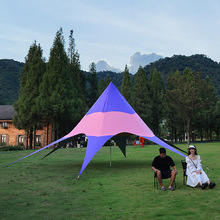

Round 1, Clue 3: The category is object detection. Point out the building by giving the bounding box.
[0,105,52,149]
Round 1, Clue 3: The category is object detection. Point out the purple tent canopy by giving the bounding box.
[6,82,186,176]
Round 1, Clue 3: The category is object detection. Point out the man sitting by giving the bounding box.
[152,147,177,191]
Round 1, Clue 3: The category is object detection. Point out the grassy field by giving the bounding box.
[0,142,219,220]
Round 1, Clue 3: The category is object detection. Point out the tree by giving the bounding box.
[149,66,165,135]
[193,76,219,141]
[13,41,46,149]
[87,62,98,107]
[98,74,111,96]
[38,28,76,140]
[0,81,3,105]
[133,66,152,125]
[165,68,204,144]
[212,101,220,140]
[68,29,87,124]
[121,65,132,104]
[164,70,185,143]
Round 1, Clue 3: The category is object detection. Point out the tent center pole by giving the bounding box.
[110,145,111,167]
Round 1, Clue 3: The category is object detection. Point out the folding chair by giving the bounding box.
[181,160,187,185]
[153,171,176,189]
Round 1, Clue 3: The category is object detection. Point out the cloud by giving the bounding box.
[128,52,163,74]
[96,59,122,73]
[95,52,163,74]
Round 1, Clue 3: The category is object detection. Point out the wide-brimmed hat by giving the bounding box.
[188,145,196,150]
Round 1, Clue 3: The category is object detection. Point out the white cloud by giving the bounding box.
[96,59,122,73]
[128,52,163,74]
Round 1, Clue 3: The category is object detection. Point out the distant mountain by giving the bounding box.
[144,54,220,98]
[129,52,163,74]
[0,59,23,105]
[1,54,219,105]
[96,60,122,73]
[96,71,135,89]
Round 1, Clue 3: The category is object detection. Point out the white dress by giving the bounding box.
[186,155,209,187]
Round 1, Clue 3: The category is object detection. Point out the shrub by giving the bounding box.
[0,145,23,151]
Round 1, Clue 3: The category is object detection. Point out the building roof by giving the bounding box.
[0,105,16,120]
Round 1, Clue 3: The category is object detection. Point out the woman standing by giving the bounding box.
[186,145,216,189]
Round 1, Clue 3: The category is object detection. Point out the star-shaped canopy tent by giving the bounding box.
[5,82,186,176]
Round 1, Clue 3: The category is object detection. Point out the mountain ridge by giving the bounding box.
[0,54,219,105]
[144,54,220,97]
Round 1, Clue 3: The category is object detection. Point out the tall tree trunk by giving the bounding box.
[52,120,55,143]
[29,129,33,149]
[200,128,203,141]
[171,125,174,144]
[174,129,177,143]
[192,130,195,142]
[33,126,36,149]
[210,127,212,141]
[186,118,191,145]
[25,131,29,150]
[46,121,49,145]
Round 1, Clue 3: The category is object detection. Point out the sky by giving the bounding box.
[1,0,220,72]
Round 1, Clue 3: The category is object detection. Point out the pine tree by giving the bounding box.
[193,76,218,141]
[121,65,132,104]
[0,81,3,105]
[13,41,46,149]
[106,74,111,86]
[149,66,165,135]
[133,66,152,125]
[68,29,87,123]
[98,74,111,96]
[166,68,204,144]
[213,101,220,140]
[165,70,184,143]
[87,62,98,107]
[38,28,76,140]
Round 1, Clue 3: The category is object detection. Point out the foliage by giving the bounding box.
[0,142,219,219]
[13,41,46,149]
[98,74,111,96]
[2,54,220,99]
[0,59,23,105]
[148,66,165,135]
[87,62,98,108]
[133,66,152,126]
[96,70,135,89]
[68,30,87,124]
[38,28,78,139]
[144,54,220,98]
[121,65,132,104]
[165,68,211,144]
[0,145,23,151]
[192,76,219,141]
[1,54,220,106]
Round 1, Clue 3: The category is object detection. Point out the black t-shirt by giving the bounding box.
[152,155,175,171]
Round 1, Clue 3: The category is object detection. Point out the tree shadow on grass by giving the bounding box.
[47,159,153,177]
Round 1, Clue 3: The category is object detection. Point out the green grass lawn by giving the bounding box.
[0,142,219,220]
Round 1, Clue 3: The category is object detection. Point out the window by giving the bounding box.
[2,122,8,128]
[18,135,24,145]
[1,135,6,143]
[36,135,41,146]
